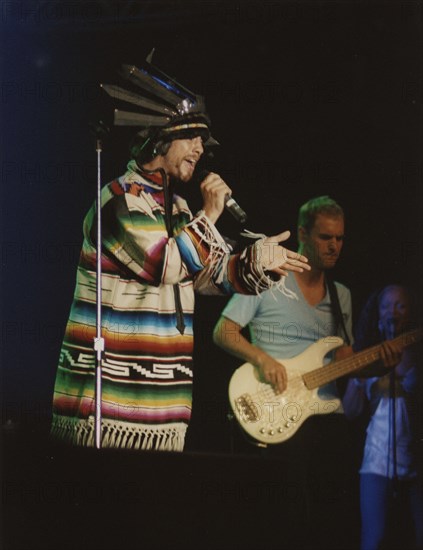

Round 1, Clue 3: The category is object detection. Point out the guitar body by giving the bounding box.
[228,327,422,445]
[228,336,344,445]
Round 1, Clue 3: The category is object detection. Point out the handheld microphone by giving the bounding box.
[386,320,397,340]
[224,194,248,224]
[199,170,248,223]
[380,319,396,340]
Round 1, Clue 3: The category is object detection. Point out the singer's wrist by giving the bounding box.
[202,206,220,224]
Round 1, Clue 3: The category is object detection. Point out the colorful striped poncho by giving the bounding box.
[51,161,277,451]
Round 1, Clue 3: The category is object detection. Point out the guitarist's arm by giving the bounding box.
[342,344,417,419]
[213,316,288,394]
[351,339,405,379]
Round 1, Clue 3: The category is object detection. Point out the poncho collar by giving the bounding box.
[121,159,166,194]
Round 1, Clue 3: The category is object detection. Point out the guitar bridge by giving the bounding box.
[235,394,260,422]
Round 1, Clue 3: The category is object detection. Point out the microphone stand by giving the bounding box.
[386,323,398,495]
[94,135,104,450]
[389,366,398,496]
[90,121,109,450]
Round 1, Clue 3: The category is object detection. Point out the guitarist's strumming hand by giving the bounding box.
[213,317,288,394]
[256,353,288,395]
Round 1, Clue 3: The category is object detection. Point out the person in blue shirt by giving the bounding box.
[213,195,403,548]
[214,195,352,400]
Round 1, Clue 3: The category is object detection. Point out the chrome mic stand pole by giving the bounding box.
[90,120,109,450]
[94,135,105,450]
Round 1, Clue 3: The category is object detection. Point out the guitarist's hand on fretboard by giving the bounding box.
[380,339,405,370]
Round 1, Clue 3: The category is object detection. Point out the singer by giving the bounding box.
[50,54,310,453]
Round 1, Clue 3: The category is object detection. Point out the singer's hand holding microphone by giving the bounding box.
[199,172,310,277]
[200,171,244,224]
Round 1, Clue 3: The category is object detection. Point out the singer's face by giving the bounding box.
[161,136,204,182]
[378,286,411,336]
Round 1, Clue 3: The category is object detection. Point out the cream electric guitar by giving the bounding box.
[228,328,422,445]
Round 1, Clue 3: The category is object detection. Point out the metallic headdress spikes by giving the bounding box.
[100,49,216,146]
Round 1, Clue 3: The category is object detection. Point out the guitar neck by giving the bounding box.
[303,328,422,390]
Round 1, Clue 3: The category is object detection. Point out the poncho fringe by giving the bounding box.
[51,414,186,452]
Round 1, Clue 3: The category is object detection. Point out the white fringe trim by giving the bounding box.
[51,415,187,452]
[187,211,232,290]
[241,229,298,299]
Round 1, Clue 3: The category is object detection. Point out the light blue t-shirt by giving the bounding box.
[222,273,352,399]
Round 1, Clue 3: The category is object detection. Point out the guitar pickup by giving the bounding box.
[235,394,260,422]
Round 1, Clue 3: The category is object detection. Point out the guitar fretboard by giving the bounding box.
[303,328,422,390]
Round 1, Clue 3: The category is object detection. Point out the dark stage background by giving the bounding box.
[1,2,422,549]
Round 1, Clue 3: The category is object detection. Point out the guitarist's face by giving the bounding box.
[299,214,345,270]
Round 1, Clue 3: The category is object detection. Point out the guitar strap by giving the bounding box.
[326,274,351,346]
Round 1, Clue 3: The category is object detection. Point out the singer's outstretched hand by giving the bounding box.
[200,172,231,223]
[258,231,310,276]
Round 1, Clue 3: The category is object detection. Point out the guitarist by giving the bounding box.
[213,195,402,548]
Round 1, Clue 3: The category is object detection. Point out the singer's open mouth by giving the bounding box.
[185,158,197,166]
[183,158,198,174]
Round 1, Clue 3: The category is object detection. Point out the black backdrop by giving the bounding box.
[2,0,422,448]
[1,2,422,547]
